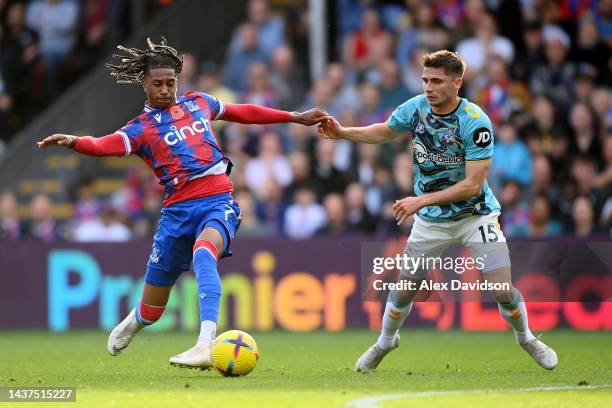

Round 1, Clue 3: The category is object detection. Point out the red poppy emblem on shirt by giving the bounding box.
[170,106,184,119]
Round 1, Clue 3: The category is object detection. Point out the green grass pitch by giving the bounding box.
[0,330,610,407]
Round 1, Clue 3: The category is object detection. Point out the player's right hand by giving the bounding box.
[317,116,344,140]
[37,134,77,149]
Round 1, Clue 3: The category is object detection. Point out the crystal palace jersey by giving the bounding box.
[116,91,233,206]
[387,94,501,222]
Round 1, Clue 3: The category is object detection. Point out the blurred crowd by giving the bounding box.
[0,0,170,151]
[0,0,611,242]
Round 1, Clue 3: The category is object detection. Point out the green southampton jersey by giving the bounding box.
[387,94,501,222]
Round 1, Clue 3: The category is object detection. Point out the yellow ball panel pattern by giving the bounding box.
[212,330,259,377]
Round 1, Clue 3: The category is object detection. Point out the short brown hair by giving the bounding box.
[422,50,466,77]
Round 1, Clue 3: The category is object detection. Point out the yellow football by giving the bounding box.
[212,330,259,377]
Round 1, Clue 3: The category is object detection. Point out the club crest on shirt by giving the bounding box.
[440,128,457,145]
[415,123,425,135]
[184,100,200,112]
[170,105,184,119]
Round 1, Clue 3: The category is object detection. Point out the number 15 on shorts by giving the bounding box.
[478,224,499,243]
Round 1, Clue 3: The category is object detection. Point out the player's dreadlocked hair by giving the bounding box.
[105,37,183,85]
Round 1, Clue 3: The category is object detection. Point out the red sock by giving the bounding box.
[136,301,166,325]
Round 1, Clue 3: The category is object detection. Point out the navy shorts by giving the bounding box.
[145,193,241,286]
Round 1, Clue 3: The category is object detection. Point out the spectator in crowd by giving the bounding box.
[196,62,236,107]
[230,0,285,58]
[355,142,379,186]
[573,16,610,85]
[245,131,292,194]
[71,179,101,225]
[491,121,532,192]
[0,191,24,240]
[571,195,601,237]
[24,193,58,241]
[396,2,448,70]
[284,150,312,201]
[568,102,602,162]
[589,87,611,133]
[73,201,131,242]
[25,0,80,98]
[269,45,306,111]
[499,180,530,237]
[240,62,278,108]
[456,10,515,79]
[512,20,545,82]
[595,135,612,189]
[342,8,393,76]
[391,152,413,199]
[344,182,377,234]
[529,24,576,112]
[515,194,563,238]
[357,83,386,125]
[312,138,347,198]
[177,52,198,95]
[223,23,267,92]
[233,189,270,237]
[0,1,39,120]
[284,185,326,239]
[401,46,428,96]
[472,55,531,127]
[570,155,605,208]
[79,0,114,71]
[255,179,286,236]
[376,59,411,112]
[316,192,348,236]
[325,62,361,116]
[365,165,394,217]
[528,154,562,212]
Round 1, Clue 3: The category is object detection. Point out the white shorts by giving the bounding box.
[400,213,511,278]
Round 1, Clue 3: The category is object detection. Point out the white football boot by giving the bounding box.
[355,333,400,373]
[169,340,213,369]
[107,309,143,356]
[520,337,558,370]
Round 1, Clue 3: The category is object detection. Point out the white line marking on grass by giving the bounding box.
[346,384,612,408]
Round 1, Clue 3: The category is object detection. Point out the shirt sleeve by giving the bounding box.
[386,96,418,133]
[462,104,494,161]
[115,119,143,156]
[198,92,225,120]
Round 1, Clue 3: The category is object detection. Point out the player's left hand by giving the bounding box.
[393,196,424,225]
[293,107,329,126]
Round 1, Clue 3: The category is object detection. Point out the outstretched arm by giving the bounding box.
[37,133,127,157]
[317,116,404,144]
[393,159,492,225]
[220,103,327,126]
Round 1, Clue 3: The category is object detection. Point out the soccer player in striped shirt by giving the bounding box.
[38,38,327,369]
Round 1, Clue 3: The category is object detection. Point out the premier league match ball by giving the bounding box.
[212,330,259,377]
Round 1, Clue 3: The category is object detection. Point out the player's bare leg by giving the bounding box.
[488,266,558,370]
[169,226,225,369]
[107,284,172,356]
[356,277,422,373]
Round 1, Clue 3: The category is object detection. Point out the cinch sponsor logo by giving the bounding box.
[164,118,211,146]
[414,140,463,165]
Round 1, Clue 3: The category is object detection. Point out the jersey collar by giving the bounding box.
[143,98,180,113]
[430,97,464,117]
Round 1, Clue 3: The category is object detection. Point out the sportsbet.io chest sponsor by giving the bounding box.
[413,140,463,165]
